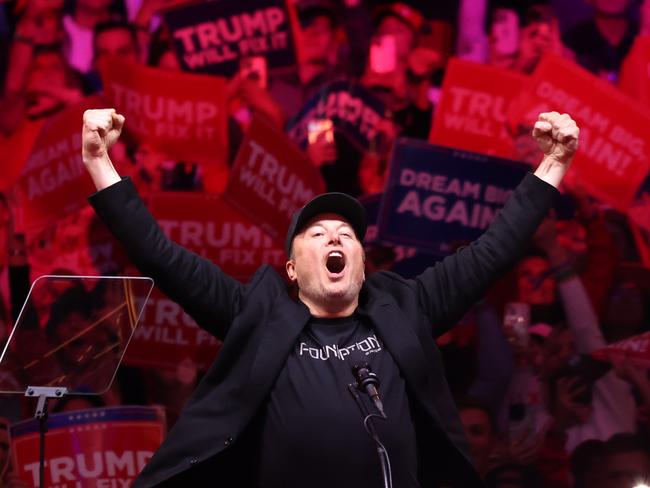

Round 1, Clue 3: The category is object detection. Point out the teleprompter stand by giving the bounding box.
[0,275,154,488]
[25,386,69,488]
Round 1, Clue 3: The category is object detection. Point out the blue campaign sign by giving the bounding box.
[361,192,440,276]
[286,80,387,152]
[377,139,529,254]
[164,0,297,76]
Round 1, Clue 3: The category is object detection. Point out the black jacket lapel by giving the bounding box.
[357,291,443,427]
[243,293,311,400]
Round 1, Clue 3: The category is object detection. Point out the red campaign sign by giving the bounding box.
[430,58,527,159]
[10,406,165,487]
[0,120,46,193]
[122,287,222,371]
[508,54,650,211]
[148,191,286,279]
[223,116,325,240]
[14,96,103,232]
[123,191,287,371]
[619,35,650,108]
[593,331,650,366]
[100,58,228,163]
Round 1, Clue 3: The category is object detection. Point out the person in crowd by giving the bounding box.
[76,19,140,92]
[62,0,122,74]
[459,400,498,477]
[563,0,639,80]
[513,4,574,74]
[361,2,435,137]
[0,3,83,136]
[529,217,637,451]
[269,0,371,121]
[570,438,608,488]
[599,433,650,488]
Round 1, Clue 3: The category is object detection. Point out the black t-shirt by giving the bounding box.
[256,314,420,488]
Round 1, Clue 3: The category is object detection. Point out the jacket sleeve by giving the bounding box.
[88,178,243,340]
[415,173,557,336]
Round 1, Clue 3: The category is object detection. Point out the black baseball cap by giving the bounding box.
[285,192,367,256]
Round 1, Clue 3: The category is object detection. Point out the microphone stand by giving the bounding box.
[347,383,393,488]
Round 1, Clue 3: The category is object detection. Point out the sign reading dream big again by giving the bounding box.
[378,139,529,254]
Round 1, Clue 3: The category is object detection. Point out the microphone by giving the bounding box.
[351,361,387,418]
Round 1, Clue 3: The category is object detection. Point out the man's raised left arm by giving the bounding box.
[416,112,579,335]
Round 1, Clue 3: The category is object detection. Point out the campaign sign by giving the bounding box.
[149,191,286,278]
[509,53,650,211]
[619,35,650,108]
[15,96,102,231]
[430,58,527,159]
[123,191,287,370]
[164,0,297,76]
[224,116,325,240]
[123,287,222,371]
[0,120,46,192]
[100,58,228,162]
[360,193,437,277]
[10,406,165,487]
[593,331,650,366]
[377,139,528,253]
[359,193,382,246]
[286,80,387,152]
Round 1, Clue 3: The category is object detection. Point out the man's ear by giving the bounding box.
[286,259,297,282]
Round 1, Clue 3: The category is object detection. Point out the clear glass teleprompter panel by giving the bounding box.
[0,275,154,395]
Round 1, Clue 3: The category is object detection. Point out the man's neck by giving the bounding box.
[299,292,358,318]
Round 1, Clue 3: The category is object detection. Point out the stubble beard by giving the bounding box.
[299,273,364,311]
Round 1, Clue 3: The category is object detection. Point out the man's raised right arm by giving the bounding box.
[82,109,243,339]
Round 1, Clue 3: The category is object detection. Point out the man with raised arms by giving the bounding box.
[81,108,578,487]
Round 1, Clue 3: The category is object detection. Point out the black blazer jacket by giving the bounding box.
[89,173,557,487]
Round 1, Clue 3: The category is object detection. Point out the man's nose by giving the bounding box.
[327,233,341,245]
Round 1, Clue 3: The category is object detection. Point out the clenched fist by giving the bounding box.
[82,108,125,161]
[81,108,124,190]
[531,112,579,189]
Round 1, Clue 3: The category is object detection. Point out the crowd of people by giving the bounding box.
[0,0,649,486]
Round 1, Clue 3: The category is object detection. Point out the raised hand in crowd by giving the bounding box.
[226,72,285,129]
[358,118,397,194]
[514,8,573,74]
[551,376,593,431]
[405,46,438,111]
[134,0,192,62]
[1,1,64,134]
[135,0,191,28]
[306,130,338,168]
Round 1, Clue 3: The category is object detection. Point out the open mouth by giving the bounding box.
[326,251,345,274]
